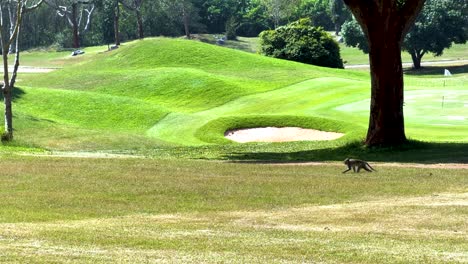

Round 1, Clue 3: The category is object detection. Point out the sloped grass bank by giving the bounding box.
[6,37,468,159]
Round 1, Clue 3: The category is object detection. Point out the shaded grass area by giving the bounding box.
[0,156,466,262]
[218,140,468,164]
[405,64,468,76]
[134,139,468,165]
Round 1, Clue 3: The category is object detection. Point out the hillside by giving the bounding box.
[8,37,468,153]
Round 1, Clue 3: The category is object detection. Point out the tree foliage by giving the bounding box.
[341,19,367,52]
[342,0,467,69]
[403,0,467,68]
[259,18,344,68]
[329,0,351,35]
[294,0,334,31]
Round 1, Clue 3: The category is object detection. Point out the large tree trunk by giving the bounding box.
[343,0,426,146]
[409,49,425,69]
[366,30,406,145]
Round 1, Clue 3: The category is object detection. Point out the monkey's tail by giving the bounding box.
[367,163,377,171]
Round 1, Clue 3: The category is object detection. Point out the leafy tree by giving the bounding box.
[329,0,351,35]
[342,0,467,69]
[160,0,204,39]
[293,0,334,31]
[200,0,233,33]
[403,0,467,68]
[237,1,269,37]
[341,19,367,52]
[96,0,117,45]
[225,16,238,40]
[45,0,96,48]
[119,0,144,39]
[259,18,344,68]
[343,0,426,146]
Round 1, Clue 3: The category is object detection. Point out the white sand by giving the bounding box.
[225,127,344,143]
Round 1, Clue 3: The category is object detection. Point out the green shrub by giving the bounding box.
[225,17,238,40]
[341,19,369,53]
[259,18,344,68]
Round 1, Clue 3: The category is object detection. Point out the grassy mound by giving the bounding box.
[7,37,468,155]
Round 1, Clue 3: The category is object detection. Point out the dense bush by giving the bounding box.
[259,18,343,68]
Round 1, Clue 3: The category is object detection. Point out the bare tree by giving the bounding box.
[45,0,95,48]
[0,0,43,141]
[342,0,426,146]
[119,0,144,39]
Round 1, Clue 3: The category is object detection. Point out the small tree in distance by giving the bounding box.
[404,0,467,69]
[342,0,467,69]
[259,18,344,69]
[45,0,95,48]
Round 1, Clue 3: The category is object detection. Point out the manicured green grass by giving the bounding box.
[0,156,466,262]
[12,44,113,67]
[4,37,468,160]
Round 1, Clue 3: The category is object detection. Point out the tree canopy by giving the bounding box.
[342,0,467,69]
[11,0,344,50]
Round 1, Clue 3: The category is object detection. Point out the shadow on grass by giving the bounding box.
[223,140,468,164]
[0,86,25,102]
[404,64,468,76]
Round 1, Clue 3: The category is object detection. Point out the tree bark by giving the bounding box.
[71,3,80,48]
[366,30,406,145]
[409,49,425,69]
[136,9,144,39]
[182,6,190,39]
[1,51,13,140]
[343,0,426,146]
[114,3,120,45]
[2,88,13,141]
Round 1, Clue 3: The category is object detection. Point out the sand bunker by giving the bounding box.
[225,127,344,143]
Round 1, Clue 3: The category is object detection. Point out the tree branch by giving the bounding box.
[24,0,44,13]
[82,4,94,33]
[398,0,426,35]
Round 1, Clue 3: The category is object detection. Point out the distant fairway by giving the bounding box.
[7,37,468,155]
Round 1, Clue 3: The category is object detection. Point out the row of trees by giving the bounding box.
[12,0,347,50]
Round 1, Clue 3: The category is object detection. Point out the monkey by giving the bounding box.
[342,158,376,173]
